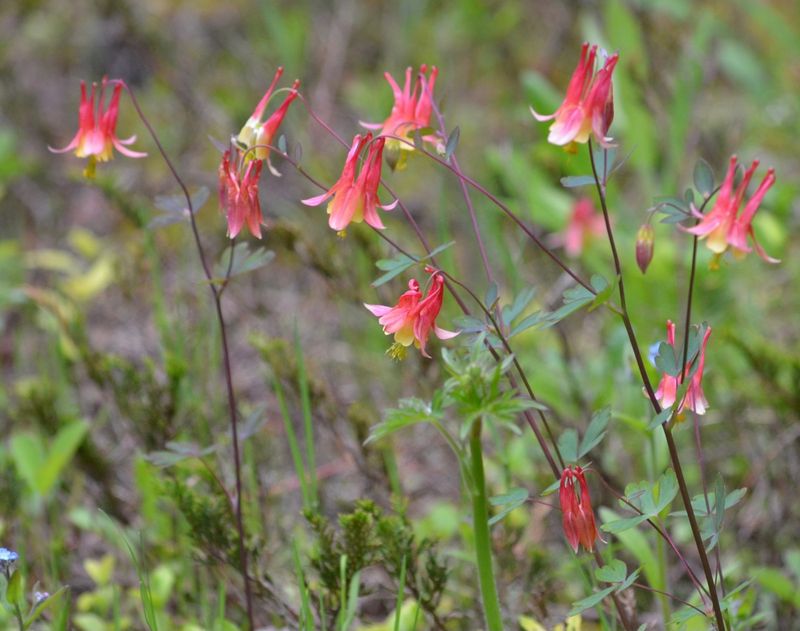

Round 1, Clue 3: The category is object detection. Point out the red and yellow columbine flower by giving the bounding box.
[237,67,300,162]
[302,134,396,233]
[364,267,459,359]
[685,156,778,267]
[655,321,712,416]
[559,197,606,257]
[531,43,618,148]
[361,64,439,169]
[49,77,146,177]
[559,465,600,553]
[218,149,264,239]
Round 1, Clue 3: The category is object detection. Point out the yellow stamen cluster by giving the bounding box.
[386,342,407,361]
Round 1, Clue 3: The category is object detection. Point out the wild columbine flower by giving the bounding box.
[686,156,778,267]
[559,466,600,553]
[218,149,264,239]
[655,321,712,416]
[559,197,606,257]
[49,78,146,177]
[361,64,439,169]
[531,43,619,148]
[237,67,300,162]
[364,267,459,359]
[301,134,396,233]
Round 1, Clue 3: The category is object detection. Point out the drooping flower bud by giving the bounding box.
[559,466,600,553]
[635,223,655,273]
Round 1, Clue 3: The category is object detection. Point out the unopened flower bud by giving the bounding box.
[636,224,655,273]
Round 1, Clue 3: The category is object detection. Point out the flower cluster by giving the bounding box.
[559,466,600,553]
[686,155,778,267]
[218,68,299,239]
[361,64,439,169]
[531,42,618,148]
[48,77,146,177]
[655,321,712,416]
[302,133,396,233]
[364,267,458,359]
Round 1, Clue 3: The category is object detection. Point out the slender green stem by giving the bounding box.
[294,327,319,508]
[469,420,503,631]
[273,376,312,510]
[13,603,24,631]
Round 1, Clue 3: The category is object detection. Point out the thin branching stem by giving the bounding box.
[587,139,726,630]
[269,128,567,476]
[679,189,727,599]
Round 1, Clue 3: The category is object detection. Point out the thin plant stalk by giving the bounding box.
[469,419,504,631]
[393,554,408,631]
[273,376,312,511]
[587,139,726,630]
[294,327,319,508]
[679,204,727,599]
[121,83,255,628]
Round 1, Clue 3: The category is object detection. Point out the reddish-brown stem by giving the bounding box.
[424,75,495,287]
[587,140,726,630]
[679,189,727,599]
[122,82,255,629]
[596,473,710,600]
[632,582,706,615]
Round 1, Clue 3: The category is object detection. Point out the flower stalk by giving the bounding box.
[122,84,256,629]
[469,420,504,631]
[587,140,727,630]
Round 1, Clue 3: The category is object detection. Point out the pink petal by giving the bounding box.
[749,227,781,264]
[301,191,332,206]
[529,105,556,122]
[364,303,391,316]
[48,136,80,153]
[434,326,459,340]
[547,107,586,145]
[112,138,147,158]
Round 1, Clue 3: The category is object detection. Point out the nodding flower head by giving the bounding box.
[49,77,146,177]
[237,67,300,162]
[654,321,712,418]
[364,267,459,359]
[685,156,778,268]
[559,197,606,257]
[360,64,439,169]
[218,148,265,239]
[559,466,600,553]
[531,43,619,149]
[301,134,397,233]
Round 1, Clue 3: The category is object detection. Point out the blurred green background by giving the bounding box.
[0,0,798,628]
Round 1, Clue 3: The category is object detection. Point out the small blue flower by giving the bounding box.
[648,341,661,368]
[0,547,19,575]
[0,547,18,563]
[34,591,50,604]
